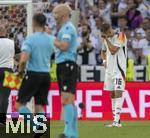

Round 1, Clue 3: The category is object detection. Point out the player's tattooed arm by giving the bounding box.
[54,39,69,51]
[105,38,119,55]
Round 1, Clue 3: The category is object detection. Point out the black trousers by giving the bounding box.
[0,68,12,123]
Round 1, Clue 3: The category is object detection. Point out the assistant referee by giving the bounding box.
[0,24,15,125]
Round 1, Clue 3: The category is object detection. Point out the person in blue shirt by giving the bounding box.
[53,4,78,138]
[15,13,54,136]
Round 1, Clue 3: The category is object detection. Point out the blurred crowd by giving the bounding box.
[0,0,150,65]
[0,5,27,51]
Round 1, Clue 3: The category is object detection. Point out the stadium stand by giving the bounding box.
[0,0,150,81]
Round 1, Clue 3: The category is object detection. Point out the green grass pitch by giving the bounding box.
[50,121,150,138]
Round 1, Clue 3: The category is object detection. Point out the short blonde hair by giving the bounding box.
[53,4,72,17]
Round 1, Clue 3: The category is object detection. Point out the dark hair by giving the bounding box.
[82,23,91,33]
[101,23,111,33]
[9,33,14,39]
[33,13,46,27]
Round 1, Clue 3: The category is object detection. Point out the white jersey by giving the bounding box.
[102,32,127,79]
[0,38,15,69]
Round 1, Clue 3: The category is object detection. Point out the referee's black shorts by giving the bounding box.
[57,61,78,95]
[17,71,50,105]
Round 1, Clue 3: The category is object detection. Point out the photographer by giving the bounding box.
[77,23,97,65]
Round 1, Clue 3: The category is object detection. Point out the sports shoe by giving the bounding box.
[104,121,122,128]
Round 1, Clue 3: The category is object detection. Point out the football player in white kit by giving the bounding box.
[101,23,127,127]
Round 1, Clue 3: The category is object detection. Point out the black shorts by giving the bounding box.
[0,68,12,113]
[57,61,78,95]
[17,71,50,105]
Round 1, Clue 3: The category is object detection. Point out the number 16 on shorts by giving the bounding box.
[115,78,125,91]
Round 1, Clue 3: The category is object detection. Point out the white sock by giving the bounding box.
[114,97,123,123]
[111,99,116,120]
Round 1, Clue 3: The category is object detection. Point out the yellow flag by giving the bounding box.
[3,71,23,90]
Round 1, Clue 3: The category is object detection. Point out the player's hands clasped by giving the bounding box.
[101,34,108,39]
